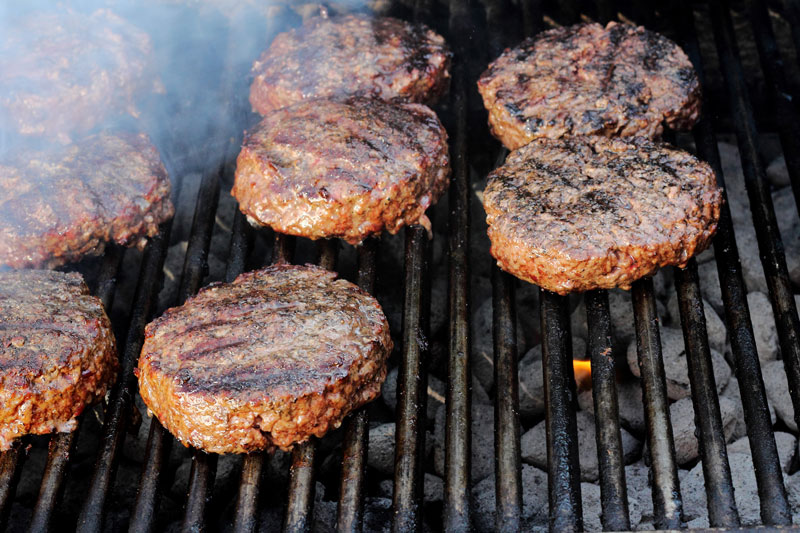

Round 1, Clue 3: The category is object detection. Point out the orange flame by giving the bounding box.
[573,359,592,391]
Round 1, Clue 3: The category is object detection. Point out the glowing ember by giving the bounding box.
[573,359,592,391]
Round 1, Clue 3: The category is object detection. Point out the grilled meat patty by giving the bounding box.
[0,8,157,143]
[0,132,174,269]
[0,270,118,450]
[483,136,722,294]
[233,98,450,244]
[137,264,392,453]
[477,22,701,150]
[249,14,451,115]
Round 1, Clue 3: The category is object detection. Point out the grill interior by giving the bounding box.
[3,0,800,531]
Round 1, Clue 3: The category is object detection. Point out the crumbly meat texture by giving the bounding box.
[249,14,451,115]
[232,98,450,244]
[0,270,118,450]
[0,8,158,143]
[136,264,392,454]
[477,22,701,150]
[0,132,174,269]
[483,136,722,294]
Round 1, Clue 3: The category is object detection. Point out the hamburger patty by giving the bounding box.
[232,98,450,244]
[0,132,174,269]
[477,22,701,150]
[137,264,392,453]
[249,14,451,115]
[0,8,157,143]
[0,270,118,450]
[483,136,722,294]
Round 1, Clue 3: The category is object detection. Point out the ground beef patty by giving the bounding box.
[0,8,158,143]
[0,132,174,270]
[137,264,392,453]
[484,136,722,294]
[232,98,450,244]
[0,270,118,450]
[249,14,451,115]
[477,22,701,150]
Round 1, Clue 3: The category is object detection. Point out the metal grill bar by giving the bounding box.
[0,441,24,531]
[285,442,317,533]
[233,454,263,533]
[585,289,630,531]
[336,237,378,533]
[631,278,682,529]
[76,221,172,533]
[541,290,583,532]
[709,0,800,453]
[492,266,523,532]
[676,0,792,523]
[674,260,740,527]
[748,0,800,213]
[392,226,430,533]
[443,0,471,528]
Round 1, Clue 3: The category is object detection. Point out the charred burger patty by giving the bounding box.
[0,132,174,269]
[0,8,157,143]
[477,22,701,150]
[137,264,392,454]
[249,14,451,114]
[483,136,722,294]
[232,98,450,244]
[0,270,118,450]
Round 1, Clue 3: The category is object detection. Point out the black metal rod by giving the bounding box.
[540,289,583,533]
[233,454,264,533]
[631,278,682,530]
[585,290,630,532]
[748,0,800,214]
[226,210,254,283]
[674,260,740,527]
[181,453,218,532]
[129,422,171,533]
[95,245,125,311]
[273,234,296,265]
[29,430,79,533]
[336,238,378,533]
[392,226,429,533]
[77,221,172,533]
[492,266,523,532]
[709,0,800,449]
[443,3,472,526]
[0,441,25,531]
[676,0,793,523]
[284,441,317,533]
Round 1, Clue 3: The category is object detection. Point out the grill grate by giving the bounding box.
[2,0,800,531]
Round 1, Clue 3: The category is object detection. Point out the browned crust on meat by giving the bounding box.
[483,136,722,294]
[249,14,451,114]
[0,132,174,269]
[136,264,392,453]
[477,22,701,150]
[0,8,157,143]
[232,98,450,244]
[0,270,118,450]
